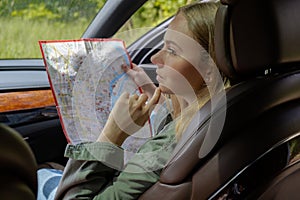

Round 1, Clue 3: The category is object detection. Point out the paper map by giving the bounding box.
[39,39,154,153]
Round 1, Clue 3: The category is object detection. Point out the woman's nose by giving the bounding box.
[150,50,163,67]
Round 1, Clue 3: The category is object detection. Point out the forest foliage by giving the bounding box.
[0,0,196,58]
[0,0,195,26]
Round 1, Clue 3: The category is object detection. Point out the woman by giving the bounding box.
[38,1,229,199]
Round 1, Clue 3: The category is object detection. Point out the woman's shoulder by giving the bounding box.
[138,120,177,154]
[125,120,177,173]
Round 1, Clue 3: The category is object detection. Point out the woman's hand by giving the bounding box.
[122,63,157,98]
[97,88,161,146]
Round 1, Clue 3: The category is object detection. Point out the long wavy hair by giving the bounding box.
[167,1,229,139]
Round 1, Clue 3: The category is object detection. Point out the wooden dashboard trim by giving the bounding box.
[0,89,55,112]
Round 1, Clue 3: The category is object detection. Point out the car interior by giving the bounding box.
[0,123,37,199]
[1,0,300,199]
[139,0,300,199]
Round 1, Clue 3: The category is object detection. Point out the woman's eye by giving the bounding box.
[167,48,176,55]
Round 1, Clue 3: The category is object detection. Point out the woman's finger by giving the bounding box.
[119,91,130,99]
[121,64,129,72]
[122,63,138,72]
[131,93,139,100]
[126,68,136,78]
[136,93,148,108]
[131,63,138,70]
[144,88,161,111]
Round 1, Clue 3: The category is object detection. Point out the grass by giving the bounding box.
[0,18,89,58]
[0,17,155,59]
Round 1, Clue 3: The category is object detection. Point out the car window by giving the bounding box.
[0,0,105,59]
[113,0,198,46]
[1,0,197,59]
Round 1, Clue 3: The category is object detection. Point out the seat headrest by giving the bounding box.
[215,0,300,80]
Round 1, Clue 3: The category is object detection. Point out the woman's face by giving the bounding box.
[151,13,207,102]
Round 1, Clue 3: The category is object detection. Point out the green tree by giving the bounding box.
[1,0,106,22]
[132,0,196,28]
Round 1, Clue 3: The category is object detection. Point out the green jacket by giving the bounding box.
[54,120,177,200]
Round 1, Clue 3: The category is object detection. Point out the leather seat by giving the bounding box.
[0,123,37,200]
[257,161,300,200]
[140,0,300,199]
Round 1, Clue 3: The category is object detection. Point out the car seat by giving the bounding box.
[0,123,37,200]
[139,0,300,199]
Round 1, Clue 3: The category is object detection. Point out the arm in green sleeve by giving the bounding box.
[55,122,176,200]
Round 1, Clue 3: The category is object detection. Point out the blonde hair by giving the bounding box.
[178,1,220,62]
[169,1,229,139]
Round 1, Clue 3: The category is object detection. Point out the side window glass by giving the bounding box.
[113,0,197,46]
[0,0,105,59]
